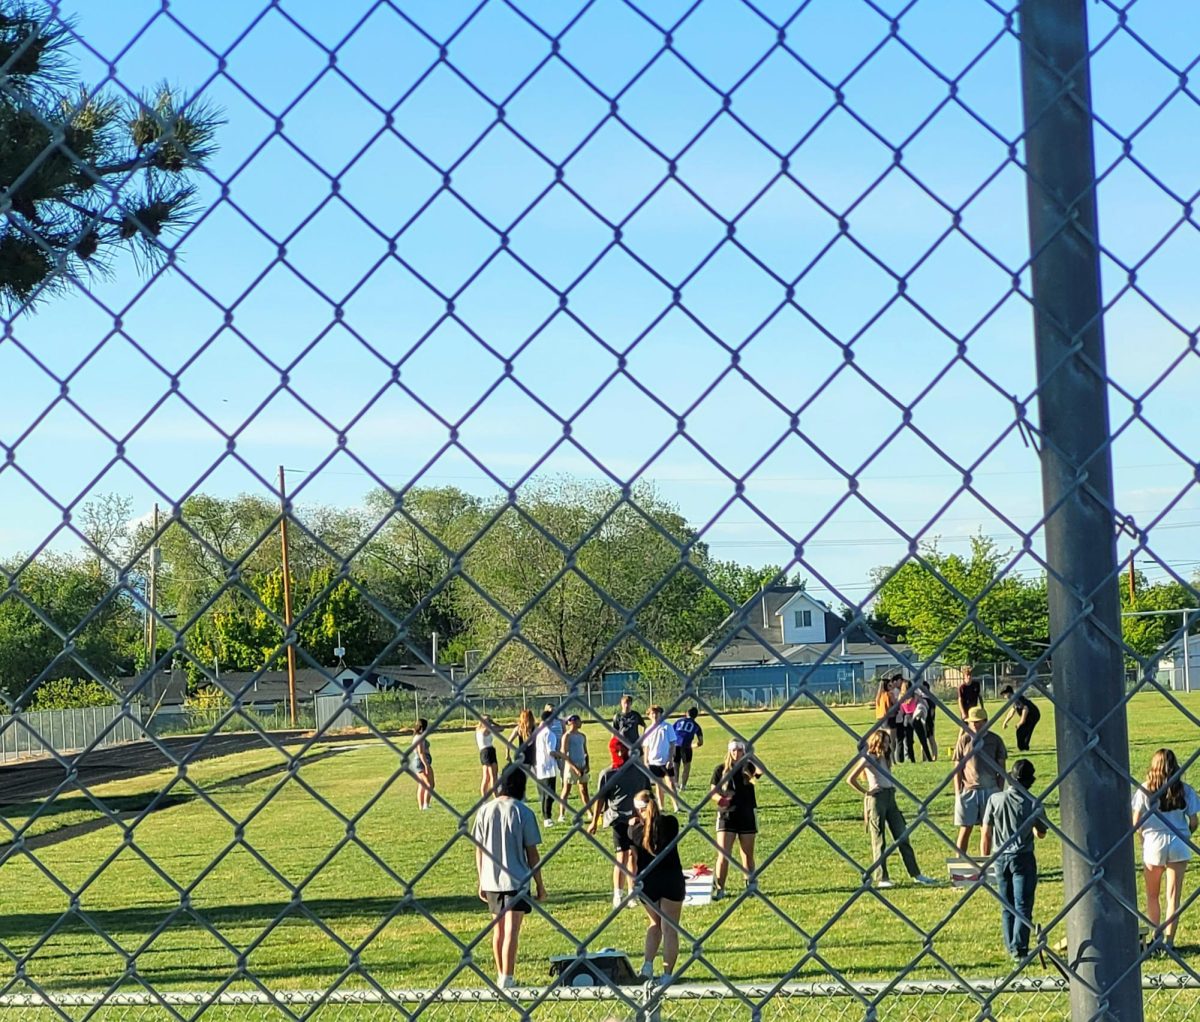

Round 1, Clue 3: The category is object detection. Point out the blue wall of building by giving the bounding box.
[602,661,866,707]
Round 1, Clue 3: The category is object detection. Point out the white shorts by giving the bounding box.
[1142,831,1193,867]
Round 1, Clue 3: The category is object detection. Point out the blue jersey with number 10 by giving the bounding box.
[673,717,702,748]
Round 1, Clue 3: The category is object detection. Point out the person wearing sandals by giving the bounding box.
[710,739,761,900]
[628,789,685,985]
[847,730,937,889]
[476,716,499,798]
[1132,748,1200,951]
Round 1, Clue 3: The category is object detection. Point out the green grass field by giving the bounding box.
[1,691,1197,1020]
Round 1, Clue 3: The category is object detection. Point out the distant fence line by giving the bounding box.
[0,703,142,763]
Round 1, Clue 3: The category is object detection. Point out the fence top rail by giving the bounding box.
[5,975,1197,1007]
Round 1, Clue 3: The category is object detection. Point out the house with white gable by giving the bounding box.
[701,585,912,678]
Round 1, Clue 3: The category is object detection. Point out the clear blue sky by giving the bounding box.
[5,0,1199,607]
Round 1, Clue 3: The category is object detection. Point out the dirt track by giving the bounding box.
[0,730,352,805]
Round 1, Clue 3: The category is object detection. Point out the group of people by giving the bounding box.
[420,676,1198,987]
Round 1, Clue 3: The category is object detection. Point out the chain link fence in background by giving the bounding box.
[3,1,1200,1021]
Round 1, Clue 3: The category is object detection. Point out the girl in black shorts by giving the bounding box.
[627,789,685,984]
[476,716,498,797]
[710,739,761,900]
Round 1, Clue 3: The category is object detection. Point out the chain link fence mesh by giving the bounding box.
[3,0,1200,1019]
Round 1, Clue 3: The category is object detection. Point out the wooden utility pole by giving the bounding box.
[147,503,160,672]
[1128,558,1136,605]
[279,466,298,726]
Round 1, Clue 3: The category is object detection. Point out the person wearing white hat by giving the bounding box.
[709,739,761,900]
[953,705,1008,855]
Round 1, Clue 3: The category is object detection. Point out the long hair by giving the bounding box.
[874,678,893,717]
[515,709,535,742]
[637,790,662,856]
[866,729,891,765]
[1145,748,1186,813]
[414,718,428,736]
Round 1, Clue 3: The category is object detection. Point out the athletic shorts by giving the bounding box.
[673,746,693,765]
[562,765,589,785]
[479,747,497,767]
[717,810,757,835]
[1142,832,1193,867]
[484,890,531,916]
[648,763,673,779]
[611,820,635,853]
[954,786,998,827]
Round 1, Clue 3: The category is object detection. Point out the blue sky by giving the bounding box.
[4,0,1200,608]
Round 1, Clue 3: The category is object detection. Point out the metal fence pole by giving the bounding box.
[1020,3,1142,1019]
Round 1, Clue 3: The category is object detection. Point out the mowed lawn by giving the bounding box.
[1,691,1197,1013]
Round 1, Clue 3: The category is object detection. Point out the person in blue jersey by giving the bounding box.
[671,706,705,791]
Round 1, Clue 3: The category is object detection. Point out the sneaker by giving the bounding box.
[543,819,553,828]
[913,875,938,886]
[712,886,727,901]
[612,892,623,909]
[498,975,515,989]
[656,972,673,987]
[639,961,654,979]
[875,879,895,890]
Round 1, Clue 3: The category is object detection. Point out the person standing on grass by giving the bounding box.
[874,675,898,748]
[534,709,562,826]
[477,716,499,798]
[672,706,704,791]
[894,679,917,764]
[589,736,645,908]
[847,730,937,889]
[909,683,934,762]
[952,706,1008,854]
[642,705,680,809]
[613,694,647,746]
[920,680,939,761]
[957,665,984,721]
[710,739,761,900]
[980,758,1047,961]
[557,714,590,823]
[507,709,537,792]
[473,765,546,989]
[627,789,686,984]
[1132,748,1200,950]
[411,718,434,811]
[999,684,1042,752]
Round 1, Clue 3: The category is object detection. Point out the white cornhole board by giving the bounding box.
[684,867,714,905]
[946,858,985,888]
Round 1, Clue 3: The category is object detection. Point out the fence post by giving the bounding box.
[721,675,726,712]
[1020,3,1143,1019]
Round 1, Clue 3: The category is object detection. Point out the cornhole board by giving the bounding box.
[549,949,639,987]
[684,867,713,905]
[946,858,985,887]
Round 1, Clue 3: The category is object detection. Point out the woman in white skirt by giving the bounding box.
[1132,748,1200,949]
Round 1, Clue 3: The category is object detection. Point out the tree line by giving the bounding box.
[2,491,1194,705]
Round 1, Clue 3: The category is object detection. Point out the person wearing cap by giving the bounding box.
[589,736,648,908]
[710,739,762,900]
[953,705,1008,854]
[557,714,590,823]
[980,759,1048,960]
[642,705,680,810]
[627,788,686,984]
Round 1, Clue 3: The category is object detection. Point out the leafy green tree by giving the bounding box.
[29,676,115,709]
[1,3,219,307]
[1119,572,1199,660]
[872,535,1048,666]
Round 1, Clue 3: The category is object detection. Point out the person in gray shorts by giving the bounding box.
[953,706,1008,855]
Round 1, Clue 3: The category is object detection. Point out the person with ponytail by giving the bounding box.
[1133,748,1200,949]
[627,788,685,984]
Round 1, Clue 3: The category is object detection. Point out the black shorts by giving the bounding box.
[717,810,757,835]
[648,763,673,779]
[673,746,693,765]
[484,890,531,916]
[641,872,687,904]
[611,820,635,853]
[479,747,497,767]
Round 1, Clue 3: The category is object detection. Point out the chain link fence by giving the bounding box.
[3,0,1200,1020]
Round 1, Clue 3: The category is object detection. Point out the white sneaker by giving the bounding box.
[498,975,514,989]
[543,819,553,827]
[876,879,895,889]
[913,874,938,886]
[612,892,623,908]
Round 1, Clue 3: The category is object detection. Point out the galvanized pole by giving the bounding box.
[1019,3,1142,1020]
[278,466,298,727]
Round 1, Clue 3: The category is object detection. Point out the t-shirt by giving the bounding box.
[563,731,587,769]
[595,762,649,826]
[953,729,1007,791]
[958,680,982,713]
[475,728,494,751]
[534,725,559,780]
[613,709,646,743]
[1132,784,1200,840]
[642,721,678,766]
[711,760,759,816]
[673,716,703,748]
[857,754,894,793]
[983,787,1046,859]
[473,797,541,893]
[628,814,684,881]
[1011,695,1040,721]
